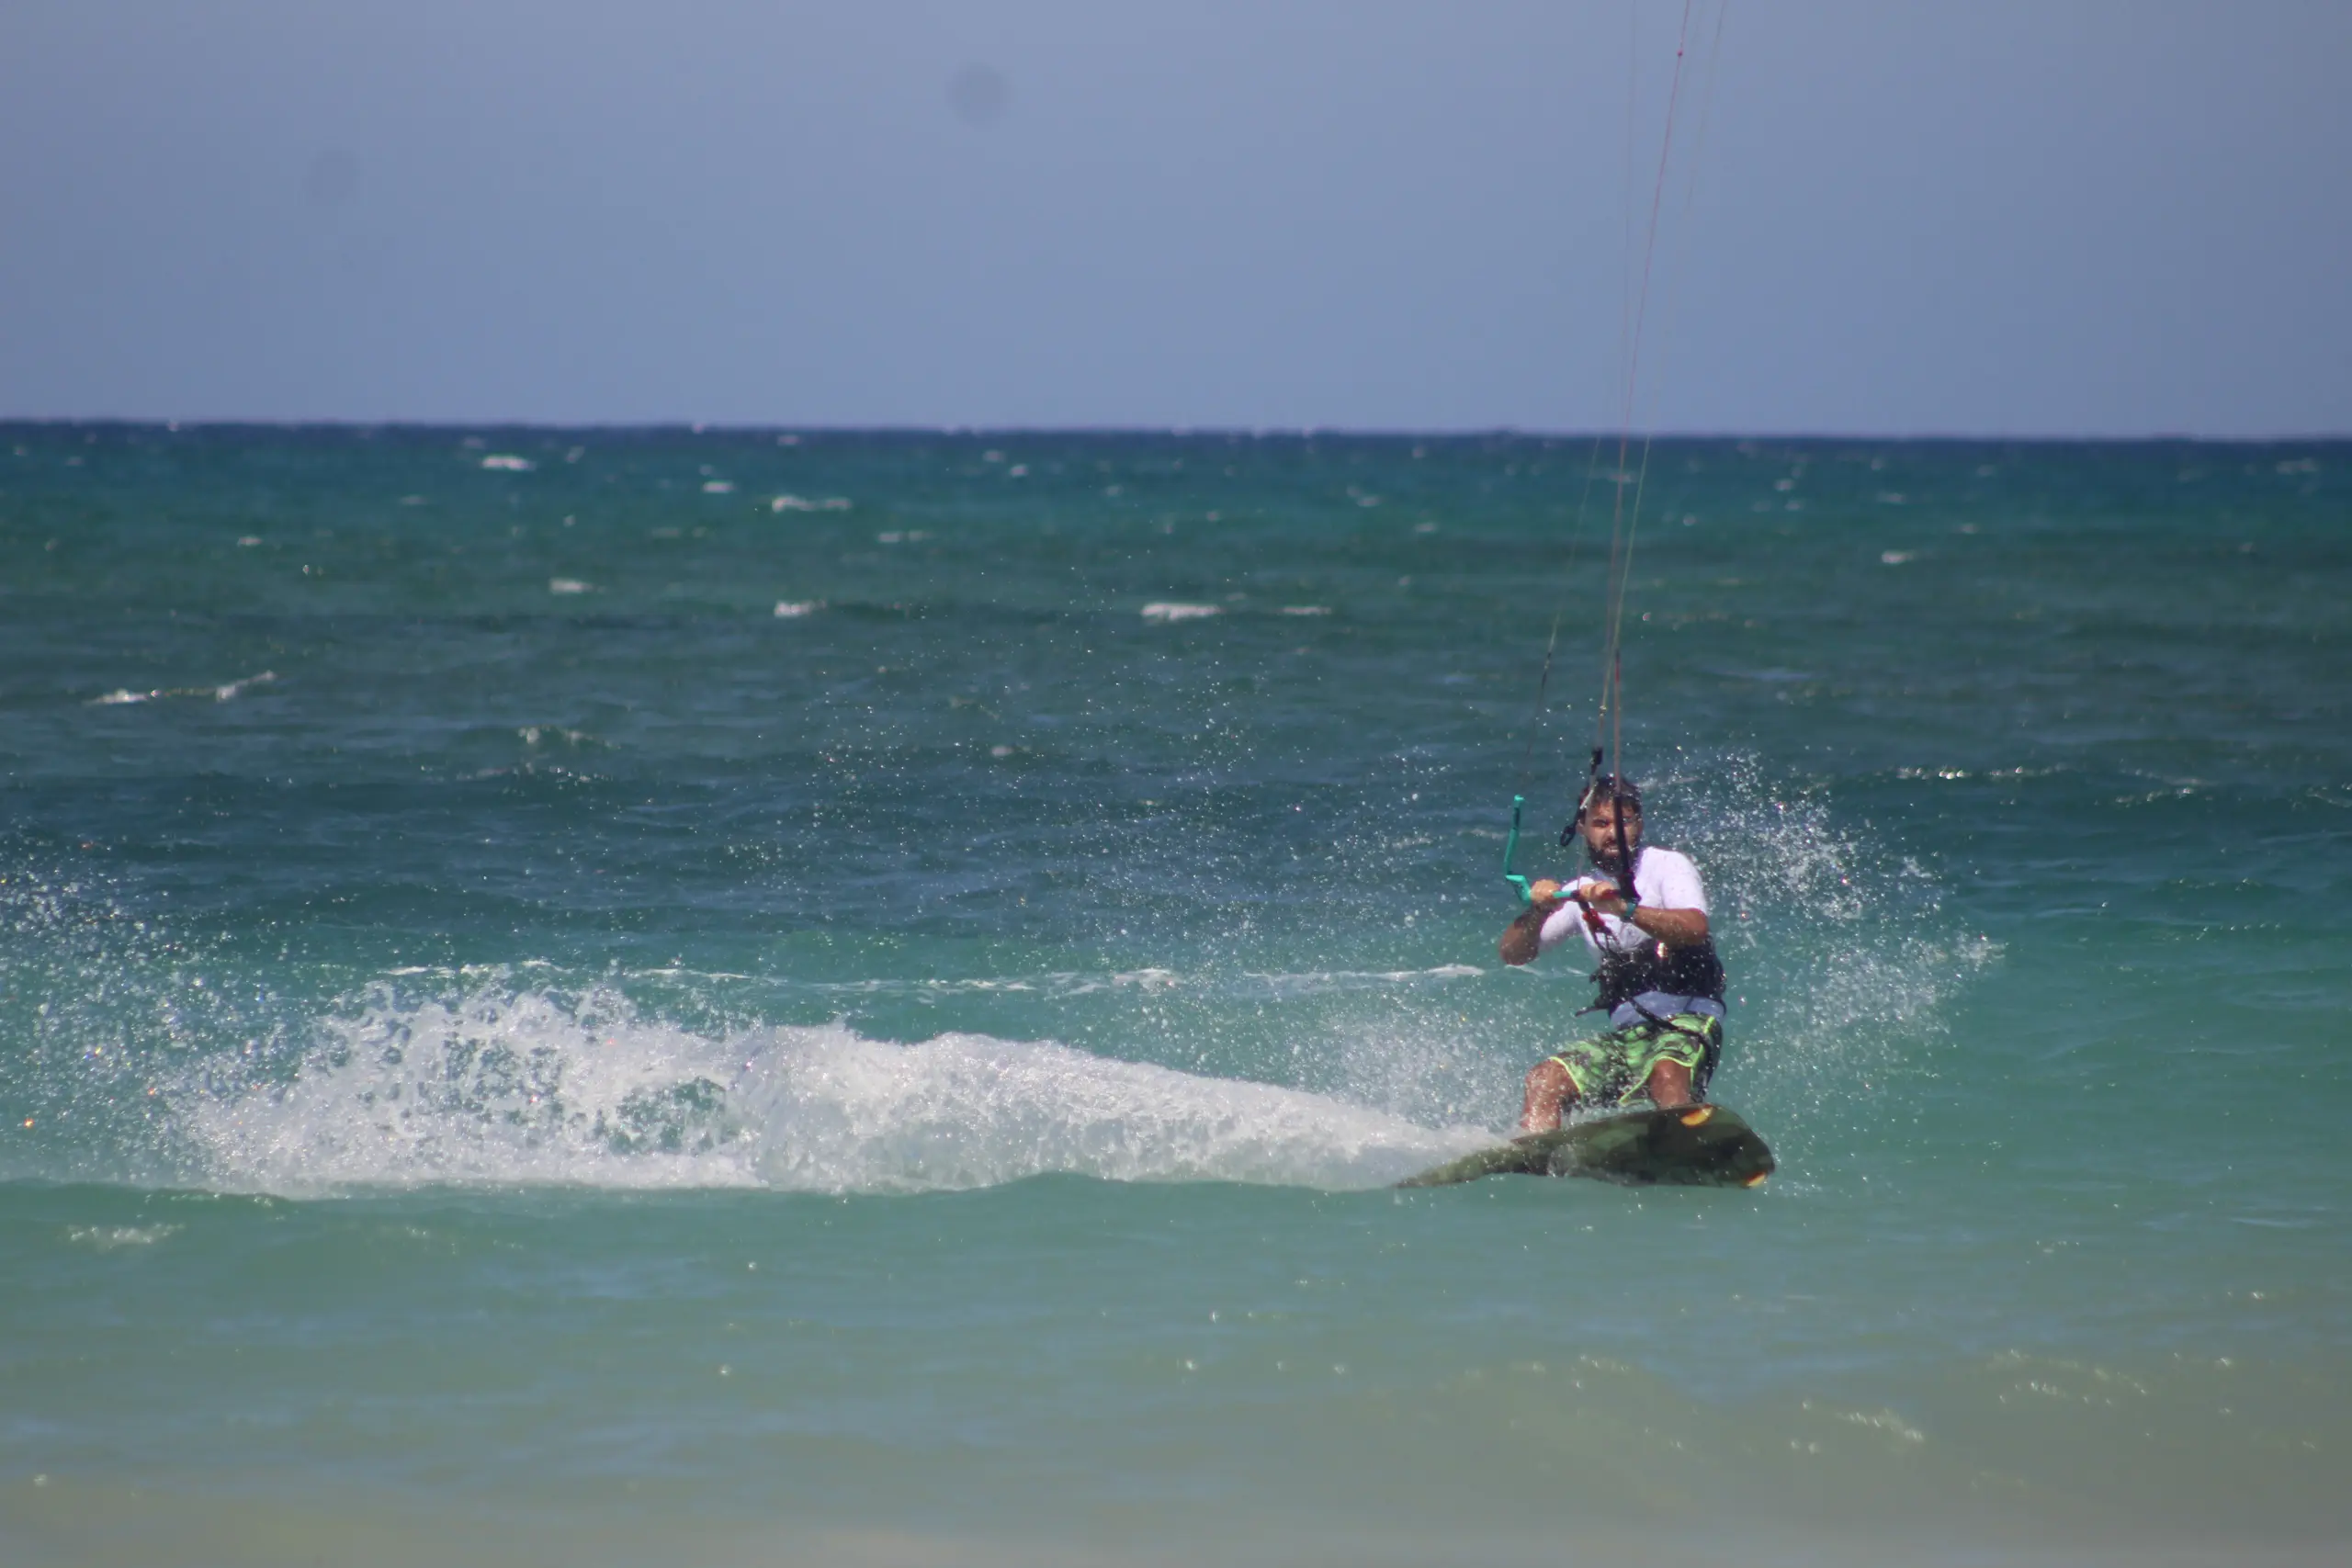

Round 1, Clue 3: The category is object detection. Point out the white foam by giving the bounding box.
[1142,603,1220,622]
[86,671,276,706]
[480,455,535,472]
[65,1224,179,1251]
[773,600,823,618]
[515,726,596,747]
[180,983,1482,1197]
[548,578,594,595]
[770,494,851,513]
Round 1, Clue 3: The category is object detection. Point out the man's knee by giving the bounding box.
[1520,1057,1582,1133]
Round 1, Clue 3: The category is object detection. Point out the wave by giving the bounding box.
[175,981,1488,1197]
[712,963,1486,1001]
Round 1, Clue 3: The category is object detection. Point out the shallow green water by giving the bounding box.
[1,427,2346,1563]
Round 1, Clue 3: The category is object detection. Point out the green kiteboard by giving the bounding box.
[1397,1103,1774,1190]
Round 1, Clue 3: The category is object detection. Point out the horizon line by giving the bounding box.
[4,417,2347,445]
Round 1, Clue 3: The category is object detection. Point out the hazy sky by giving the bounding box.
[4,1,2346,434]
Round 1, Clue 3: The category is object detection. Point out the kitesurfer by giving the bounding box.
[1498,777,1727,1132]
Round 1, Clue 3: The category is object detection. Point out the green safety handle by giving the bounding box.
[1502,793,1533,905]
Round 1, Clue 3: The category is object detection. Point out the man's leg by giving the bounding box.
[1642,1058,1694,1110]
[1519,1058,1580,1134]
[1636,1016,1718,1109]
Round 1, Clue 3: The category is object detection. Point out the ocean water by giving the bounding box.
[1,425,2345,1566]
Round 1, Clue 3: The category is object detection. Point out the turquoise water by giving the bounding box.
[2,426,2346,1564]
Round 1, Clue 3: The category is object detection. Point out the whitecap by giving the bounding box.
[548,578,594,595]
[480,455,534,472]
[1141,603,1220,622]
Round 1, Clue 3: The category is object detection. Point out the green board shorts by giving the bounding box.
[1544,1013,1724,1108]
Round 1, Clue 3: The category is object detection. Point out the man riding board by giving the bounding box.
[1498,776,1727,1132]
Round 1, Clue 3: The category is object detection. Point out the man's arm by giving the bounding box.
[1577,879,1709,947]
[1498,880,1568,966]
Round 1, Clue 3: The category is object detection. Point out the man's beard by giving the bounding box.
[1586,833,1639,881]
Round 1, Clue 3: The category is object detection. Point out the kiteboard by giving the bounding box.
[1397,1102,1773,1190]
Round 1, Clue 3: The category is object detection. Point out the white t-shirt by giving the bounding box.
[1535,845,1710,961]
